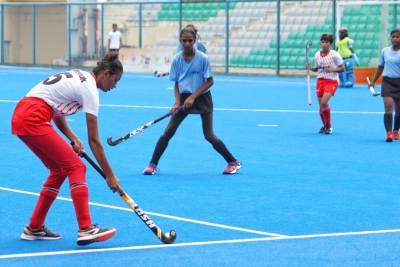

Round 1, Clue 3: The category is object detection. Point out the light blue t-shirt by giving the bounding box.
[177,40,207,53]
[169,49,213,94]
[379,47,400,78]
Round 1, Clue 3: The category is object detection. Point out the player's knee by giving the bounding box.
[321,103,329,108]
[45,168,68,188]
[203,131,215,142]
[49,167,67,180]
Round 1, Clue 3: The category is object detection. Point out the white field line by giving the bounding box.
[1,228,400,259]
[258,124,278,127]
[0,101,383,115]
[0,187,284,237]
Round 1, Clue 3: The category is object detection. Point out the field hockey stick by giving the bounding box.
[81,152,177,244]
[366,77,381,96]
[154,71,169,78]
[306,40,312,105]
[107,105,183,146]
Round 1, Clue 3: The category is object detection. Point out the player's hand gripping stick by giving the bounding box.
[366,77,381,96]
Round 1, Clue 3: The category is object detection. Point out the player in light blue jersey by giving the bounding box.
[177,24,207,54]
[368,28,400,142]
[143,27,240,175]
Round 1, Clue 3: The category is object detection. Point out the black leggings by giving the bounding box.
[149,111,236,165]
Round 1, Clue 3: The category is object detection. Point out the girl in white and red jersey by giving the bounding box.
[306,34,344,134]
[11,52,123,246]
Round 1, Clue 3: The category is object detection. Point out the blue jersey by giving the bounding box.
[169,49,213,94]
[177,40,207,53]
[379,47,400,78]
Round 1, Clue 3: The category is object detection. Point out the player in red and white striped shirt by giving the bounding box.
[306,34,344,134]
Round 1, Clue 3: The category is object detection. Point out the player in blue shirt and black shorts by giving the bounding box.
[143,27,240,175]
[368,28,400,142]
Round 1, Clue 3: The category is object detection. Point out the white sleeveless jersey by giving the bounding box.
[26,69,99,116]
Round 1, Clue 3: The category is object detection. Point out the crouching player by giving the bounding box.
[337,27,360,88]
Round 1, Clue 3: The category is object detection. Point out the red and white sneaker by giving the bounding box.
[143,163,158,175]
[393,130,399,140]
[77,224,116,246]
[223,160,242,174]
[386,131,394,142]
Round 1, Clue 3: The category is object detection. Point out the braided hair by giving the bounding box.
[92,51,123,76]
[184,24,202,42]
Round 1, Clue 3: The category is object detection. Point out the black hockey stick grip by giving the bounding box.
[107,105,183,146]
[81,152,177,244]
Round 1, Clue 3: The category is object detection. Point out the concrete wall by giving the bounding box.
[4,5,67,65]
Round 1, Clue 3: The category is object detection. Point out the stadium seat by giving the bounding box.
[279,56,289,69]
[341,16,352,25]
[162,3,172,10]
[258,48,269,56]
[208,9,217,17]
[306,25,317,32]
[249,49,258,56]
[244,55,256,68]
[293,40,305,49]
[325,16,332,25]
[280,48,291,56]
[364,32,375,41]
[359,58,370,67]
[230,55,240,67]
[286,57,297,69]
[183,10,193,20]
[304,32,314,41]
[253,55,264,68]
[355,24,366,32]
[263,55,275,68]
[290,48,302,57]
[265,48,277,56]
[202,2,211,10]
[232,55,246,68]
[269,39,277,48]
[352,32,364,42]
[296,56,307,69]
[356,16,368,24]
[166,10,178,21]
[157,10,168,20]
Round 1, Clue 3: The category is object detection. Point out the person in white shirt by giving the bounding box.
[108,24,122,53]
[306,34,344,134]
[12,52,123,246]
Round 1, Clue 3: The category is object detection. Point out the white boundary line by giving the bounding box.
[258,124,278,127]
[1,228,400,259]
[0,186,285,237]
[0,101,384,115]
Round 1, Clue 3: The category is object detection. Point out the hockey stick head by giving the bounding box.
[107,136,120,146]
[154,71,169,78]
[305,40,312,62]
[161,230,177,244]
[306,40,312,49]
[372,92,381,96]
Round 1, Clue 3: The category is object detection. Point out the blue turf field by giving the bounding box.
[1,67,400,266]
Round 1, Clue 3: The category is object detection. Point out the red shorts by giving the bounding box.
[11,96,55,136]
[316,79,338,97]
